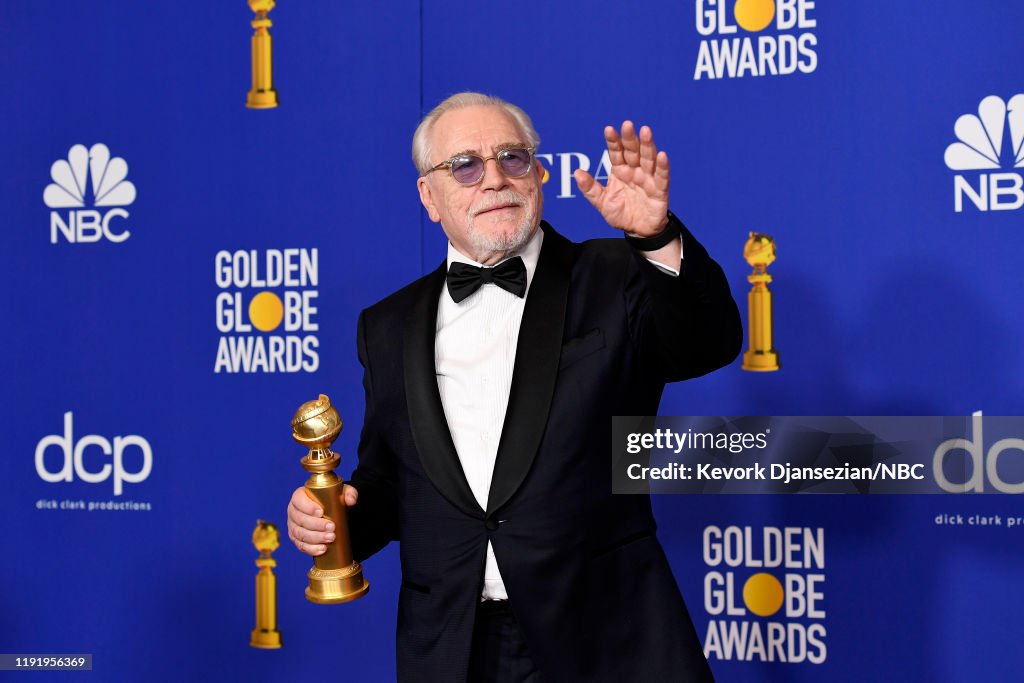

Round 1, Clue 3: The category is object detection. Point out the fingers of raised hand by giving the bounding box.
[573,168,603,205]
[620,121,641,167]
[638,125,658,175]
[609,122,663,179]
[654,149,670,193]
[605,125,624,166]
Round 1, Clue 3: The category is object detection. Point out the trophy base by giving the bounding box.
[306,562,370,604]
[250,628,282,649]
[246,89,279,109]
[742,350,780,372]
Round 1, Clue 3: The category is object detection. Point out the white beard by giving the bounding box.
[467,190,538,255]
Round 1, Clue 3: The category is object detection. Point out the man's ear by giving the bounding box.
[417,177,441,223]
[535,158,548,184]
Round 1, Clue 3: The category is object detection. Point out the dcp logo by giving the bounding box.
[933,412,1024,493]
[944,95,1024,212]
[35,412,153,496]
[43,143,137,243]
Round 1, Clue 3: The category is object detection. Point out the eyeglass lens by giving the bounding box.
[450,148,533,184]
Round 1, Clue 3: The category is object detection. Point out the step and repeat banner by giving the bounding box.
[3,1,1023,681]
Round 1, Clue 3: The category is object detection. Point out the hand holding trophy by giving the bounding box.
[292,394,369,603]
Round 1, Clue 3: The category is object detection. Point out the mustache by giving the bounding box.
[470,191,526,217]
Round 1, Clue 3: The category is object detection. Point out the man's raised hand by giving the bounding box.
[573,121,671,237]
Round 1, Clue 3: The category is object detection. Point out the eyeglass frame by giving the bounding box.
[421,146,538,185]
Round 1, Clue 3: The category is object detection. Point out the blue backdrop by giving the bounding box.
[3,1,1023,680]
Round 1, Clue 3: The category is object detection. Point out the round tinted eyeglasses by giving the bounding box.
[423,147,536,186]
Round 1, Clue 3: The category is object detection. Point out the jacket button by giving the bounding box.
[485,518,499,531]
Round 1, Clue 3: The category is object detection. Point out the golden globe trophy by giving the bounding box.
[292,395,369,604]
[250,520,282,648]
[742,232,780,371]
[246,0,278,108]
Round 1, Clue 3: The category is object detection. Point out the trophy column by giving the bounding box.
[292,395,369,604]
[250,521,282,648]
[742,232,781,372]
[246,0,279,108]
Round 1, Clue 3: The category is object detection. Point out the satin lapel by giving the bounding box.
[487,224,573,515]
[403,262,484,519]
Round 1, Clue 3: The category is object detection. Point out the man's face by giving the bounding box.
[417,105,544,265]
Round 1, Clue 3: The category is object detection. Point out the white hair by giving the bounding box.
[412,92,541,175]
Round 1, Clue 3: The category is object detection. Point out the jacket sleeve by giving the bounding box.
[346,309,401,562]
[624,214,743,382]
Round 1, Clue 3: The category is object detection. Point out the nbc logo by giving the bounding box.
[43,143,137,243]
[694,0,818,80]
[944,95,1024,213]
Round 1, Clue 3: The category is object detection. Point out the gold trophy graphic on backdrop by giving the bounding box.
[246,0,278,108]
[292,395,370,604]
[742,232,780,371]
[250,520,282,649]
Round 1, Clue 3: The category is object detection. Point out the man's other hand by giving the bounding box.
[286,484,358,556]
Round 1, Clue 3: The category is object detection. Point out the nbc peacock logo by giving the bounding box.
[945,95,1024,213]
[694,0,818,80]
[43,143,137,244]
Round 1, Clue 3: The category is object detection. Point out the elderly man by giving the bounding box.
[288,92,740,682]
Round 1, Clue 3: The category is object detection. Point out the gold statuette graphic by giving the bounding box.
[246,0,279,108]
[250,520,282,649]
[292,395,369,604]
[742,232,780,372]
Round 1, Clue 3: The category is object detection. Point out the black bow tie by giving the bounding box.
[446,257,527,303]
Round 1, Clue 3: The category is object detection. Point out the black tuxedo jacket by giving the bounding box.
[348,220,741,682]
